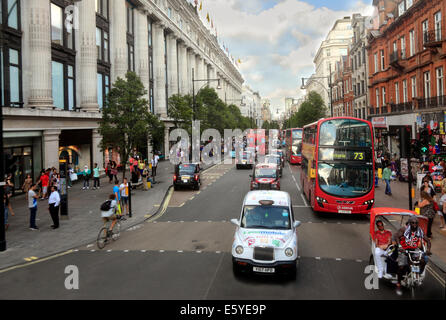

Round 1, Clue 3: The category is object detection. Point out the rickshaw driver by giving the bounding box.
[393,216,431,295]
[374,220,393,279]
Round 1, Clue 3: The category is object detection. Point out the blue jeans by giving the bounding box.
[4,207,8,225]
[29,207,37,228]
[385,179,391,194]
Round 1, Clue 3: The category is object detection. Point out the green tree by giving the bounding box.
[288,91,327,128]
[99,72,161,179]
[167,94,193,135]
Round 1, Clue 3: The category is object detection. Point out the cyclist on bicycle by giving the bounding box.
[101,194,120,232]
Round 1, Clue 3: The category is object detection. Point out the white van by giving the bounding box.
[231,190,301,277]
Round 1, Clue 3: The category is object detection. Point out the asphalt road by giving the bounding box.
[0,161,444,300]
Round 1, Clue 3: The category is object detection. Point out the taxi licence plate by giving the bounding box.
[338,210,352,214]
[253,267,275,273]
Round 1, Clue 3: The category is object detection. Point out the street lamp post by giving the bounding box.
[301,70,333,117]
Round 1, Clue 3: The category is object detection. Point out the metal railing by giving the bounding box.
[390,102,413,113]
[417,96,446,109]
[424,29,443,45]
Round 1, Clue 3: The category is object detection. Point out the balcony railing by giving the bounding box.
[389,51,404,70]
[424,30,444,47]
[417,96,446,109]
[369,107,376,115]
[390,102,413,113]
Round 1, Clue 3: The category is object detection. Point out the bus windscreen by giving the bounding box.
[319,119,372,147]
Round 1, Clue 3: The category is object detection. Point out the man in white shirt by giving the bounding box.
[151,154,159,183]
[48,186,61,229]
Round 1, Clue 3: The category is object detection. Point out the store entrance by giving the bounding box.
[3,146,33,194]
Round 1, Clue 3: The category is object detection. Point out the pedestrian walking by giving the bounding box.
[22,174,33,200]
[93,163,100,190]
[82,165,91,190]
[151,153,159,184]
[5,174,15,216]
[48,186,60,229]
[382,163,392,196]
[28,184,39,230]
[111,162,118,184]
[39,170,50,200]
[417,191,436,239]
[106,162,112,184]
[4,192,9,231]
[120,178,129,216]
[113,180,122,215]
[438,188,446,230]
[142,162,149,191]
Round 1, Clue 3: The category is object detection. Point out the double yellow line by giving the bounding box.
[0,250,74,274]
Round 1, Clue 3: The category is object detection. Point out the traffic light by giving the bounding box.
[419,129,429,156]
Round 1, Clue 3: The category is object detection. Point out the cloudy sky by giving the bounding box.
[197,0,374,116]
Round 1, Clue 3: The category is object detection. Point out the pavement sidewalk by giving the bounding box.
[0,160,177,270]
[375,178,446,274]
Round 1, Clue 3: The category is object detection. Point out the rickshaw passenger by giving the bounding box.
[393,217,431,295]
[374,220,393,279]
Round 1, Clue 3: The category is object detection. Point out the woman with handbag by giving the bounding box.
[417,191,436,239]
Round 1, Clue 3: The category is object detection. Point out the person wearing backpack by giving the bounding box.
[101,194,118,231]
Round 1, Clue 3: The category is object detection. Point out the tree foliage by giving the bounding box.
[98,72,164,178]
[287,91,327,128]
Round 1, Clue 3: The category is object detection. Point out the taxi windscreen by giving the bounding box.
[178,164,196,175]
[241,205,291,229]
[255,168,277,178]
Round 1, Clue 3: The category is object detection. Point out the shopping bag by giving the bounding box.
[378,168,382,179]
[70,173,78,181]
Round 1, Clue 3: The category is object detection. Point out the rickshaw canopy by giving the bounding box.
[370,207,428,241]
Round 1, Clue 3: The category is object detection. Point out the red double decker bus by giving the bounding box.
[285,128,303,164]
[300,117,375,214]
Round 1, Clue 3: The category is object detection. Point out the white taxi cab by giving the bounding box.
[231,190,301,277]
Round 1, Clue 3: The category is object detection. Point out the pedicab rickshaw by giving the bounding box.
[369,208,429,296]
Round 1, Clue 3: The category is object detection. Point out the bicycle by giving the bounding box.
[97,215,126,249]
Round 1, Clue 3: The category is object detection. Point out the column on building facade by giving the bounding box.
[200,56,206,82]
[153,22,167,116]
[167,33,179,96]
[135,10,150,101]
[27,0,53,109]
[186,48,194,95]
[178,42,189,96]
[43,130,61,169]
[92,129,103,168]
[78,0,99,112]
[112,0,128,82]
[194,54,203,95]
[216,72,224,101]
[164,125,170,160]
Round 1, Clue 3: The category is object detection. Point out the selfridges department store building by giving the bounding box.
[1,0,244,193]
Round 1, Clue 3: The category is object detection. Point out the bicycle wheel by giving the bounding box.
[111,222,121,241]
[97,227,108,249]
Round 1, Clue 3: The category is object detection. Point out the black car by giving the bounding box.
[173,163,201,190]
[236,151,254,169]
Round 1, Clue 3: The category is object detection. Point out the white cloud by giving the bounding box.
[202,0,371,107]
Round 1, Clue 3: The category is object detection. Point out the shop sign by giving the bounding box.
[372,117,387,128]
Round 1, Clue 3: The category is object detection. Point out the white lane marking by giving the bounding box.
[141,250,146,253]
[87,244,93,248]
[90,250,96,252]
[124,250,129,253]
[107,250,112,253]
[159,250,165,253]
[300,194,308,207]
[196,251,202,253]
[356,259,363,263]
[177,250,183,253]
[335,258,342,261]
[293,205,310,208]
[315,257,321,260]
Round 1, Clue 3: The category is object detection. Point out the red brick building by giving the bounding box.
[367,0,446,157]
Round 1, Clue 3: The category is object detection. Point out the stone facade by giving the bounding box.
[2,0,244,187]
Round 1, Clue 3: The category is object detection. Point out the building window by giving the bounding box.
[424,72,431,99]
[380,50,385,71]
[95,0,109,20]
[126,1,135,72]
[382,87,386,106]
[0,0,22,107]
[406,0,413,8]
[403,79,408,103]
[95,27,109,63]
[434,11,442,41]
[51,3,63,46]
[401,36,406,59]
[52,60,75,110]
[422,20,428,46]
[97,72,110,109]
[409,30,415,56]
[374,53,378,73]
[376,88,380,108]
[437,67,444,97]
[411,76,417,99]
[395,82,400,104]
[148,17,154,114]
